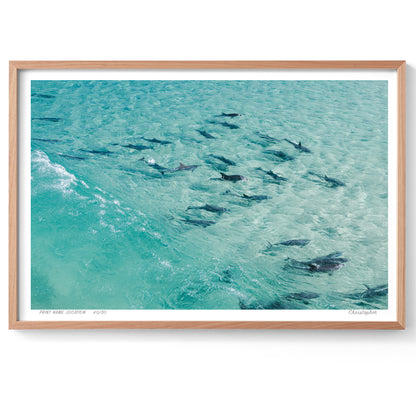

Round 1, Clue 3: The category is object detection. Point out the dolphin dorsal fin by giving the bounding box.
[243,194,248,198]
[220,172,226,177]
[363,284,371,290]
[179,162,185,167]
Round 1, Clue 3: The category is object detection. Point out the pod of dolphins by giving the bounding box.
[32,103,387,310]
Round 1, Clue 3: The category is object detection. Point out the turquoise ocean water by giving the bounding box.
[31,80,388,310]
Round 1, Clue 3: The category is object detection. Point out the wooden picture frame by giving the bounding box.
[9,61,406,329]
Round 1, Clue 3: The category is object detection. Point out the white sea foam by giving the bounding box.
[95,194,107,203]
[32,150,77,195]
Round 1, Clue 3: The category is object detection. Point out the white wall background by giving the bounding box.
[1,1,414,415]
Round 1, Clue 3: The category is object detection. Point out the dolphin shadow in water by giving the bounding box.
[264,149,295,162]
[209,154,236,166]
[206,155,236,172]
[178,218,216,228]
[196,130,217,139]
[209,121,240,129]
[256,132,280,143]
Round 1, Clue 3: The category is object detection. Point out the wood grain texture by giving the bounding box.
[397,62,406,329]
[10,60,405,70]
[9,321,405,330]
[9,62,18,329]
[8,61,406,330]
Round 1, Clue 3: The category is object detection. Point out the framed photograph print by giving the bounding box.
[9,61,406,329]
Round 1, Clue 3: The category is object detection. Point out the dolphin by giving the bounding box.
[209,154,236,166]
[346,284,388,300]
[121,144,153,151]
[264,150,294,162]
[265,170,287,181]
[186,204,229,213]
[58,154,86,161]
[196,130,217,139]
[32,117,62,122]
[80,149,114,155]
[239,299,285,310]
[241,194,271,201]
[285,291,319,301]
[284,139,311,153]
[222,189,239,196]
[308,262,345,273]
[163,162,199,173]
[220,268,233,283]
[279,239,311,246]
[31,93,55,99]
[262,239,310,254]
[142,138,172,145]
[217,112,242,118]
[32,138,61,143]
[256,167,288,183]
[322,175,346,187]
[308,172,346,187]
[288,252,348,273]
[219,172,246,182]
[222,190,270,201]
[179,218,216,227]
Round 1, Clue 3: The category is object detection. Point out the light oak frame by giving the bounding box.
[9,61,406,329]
